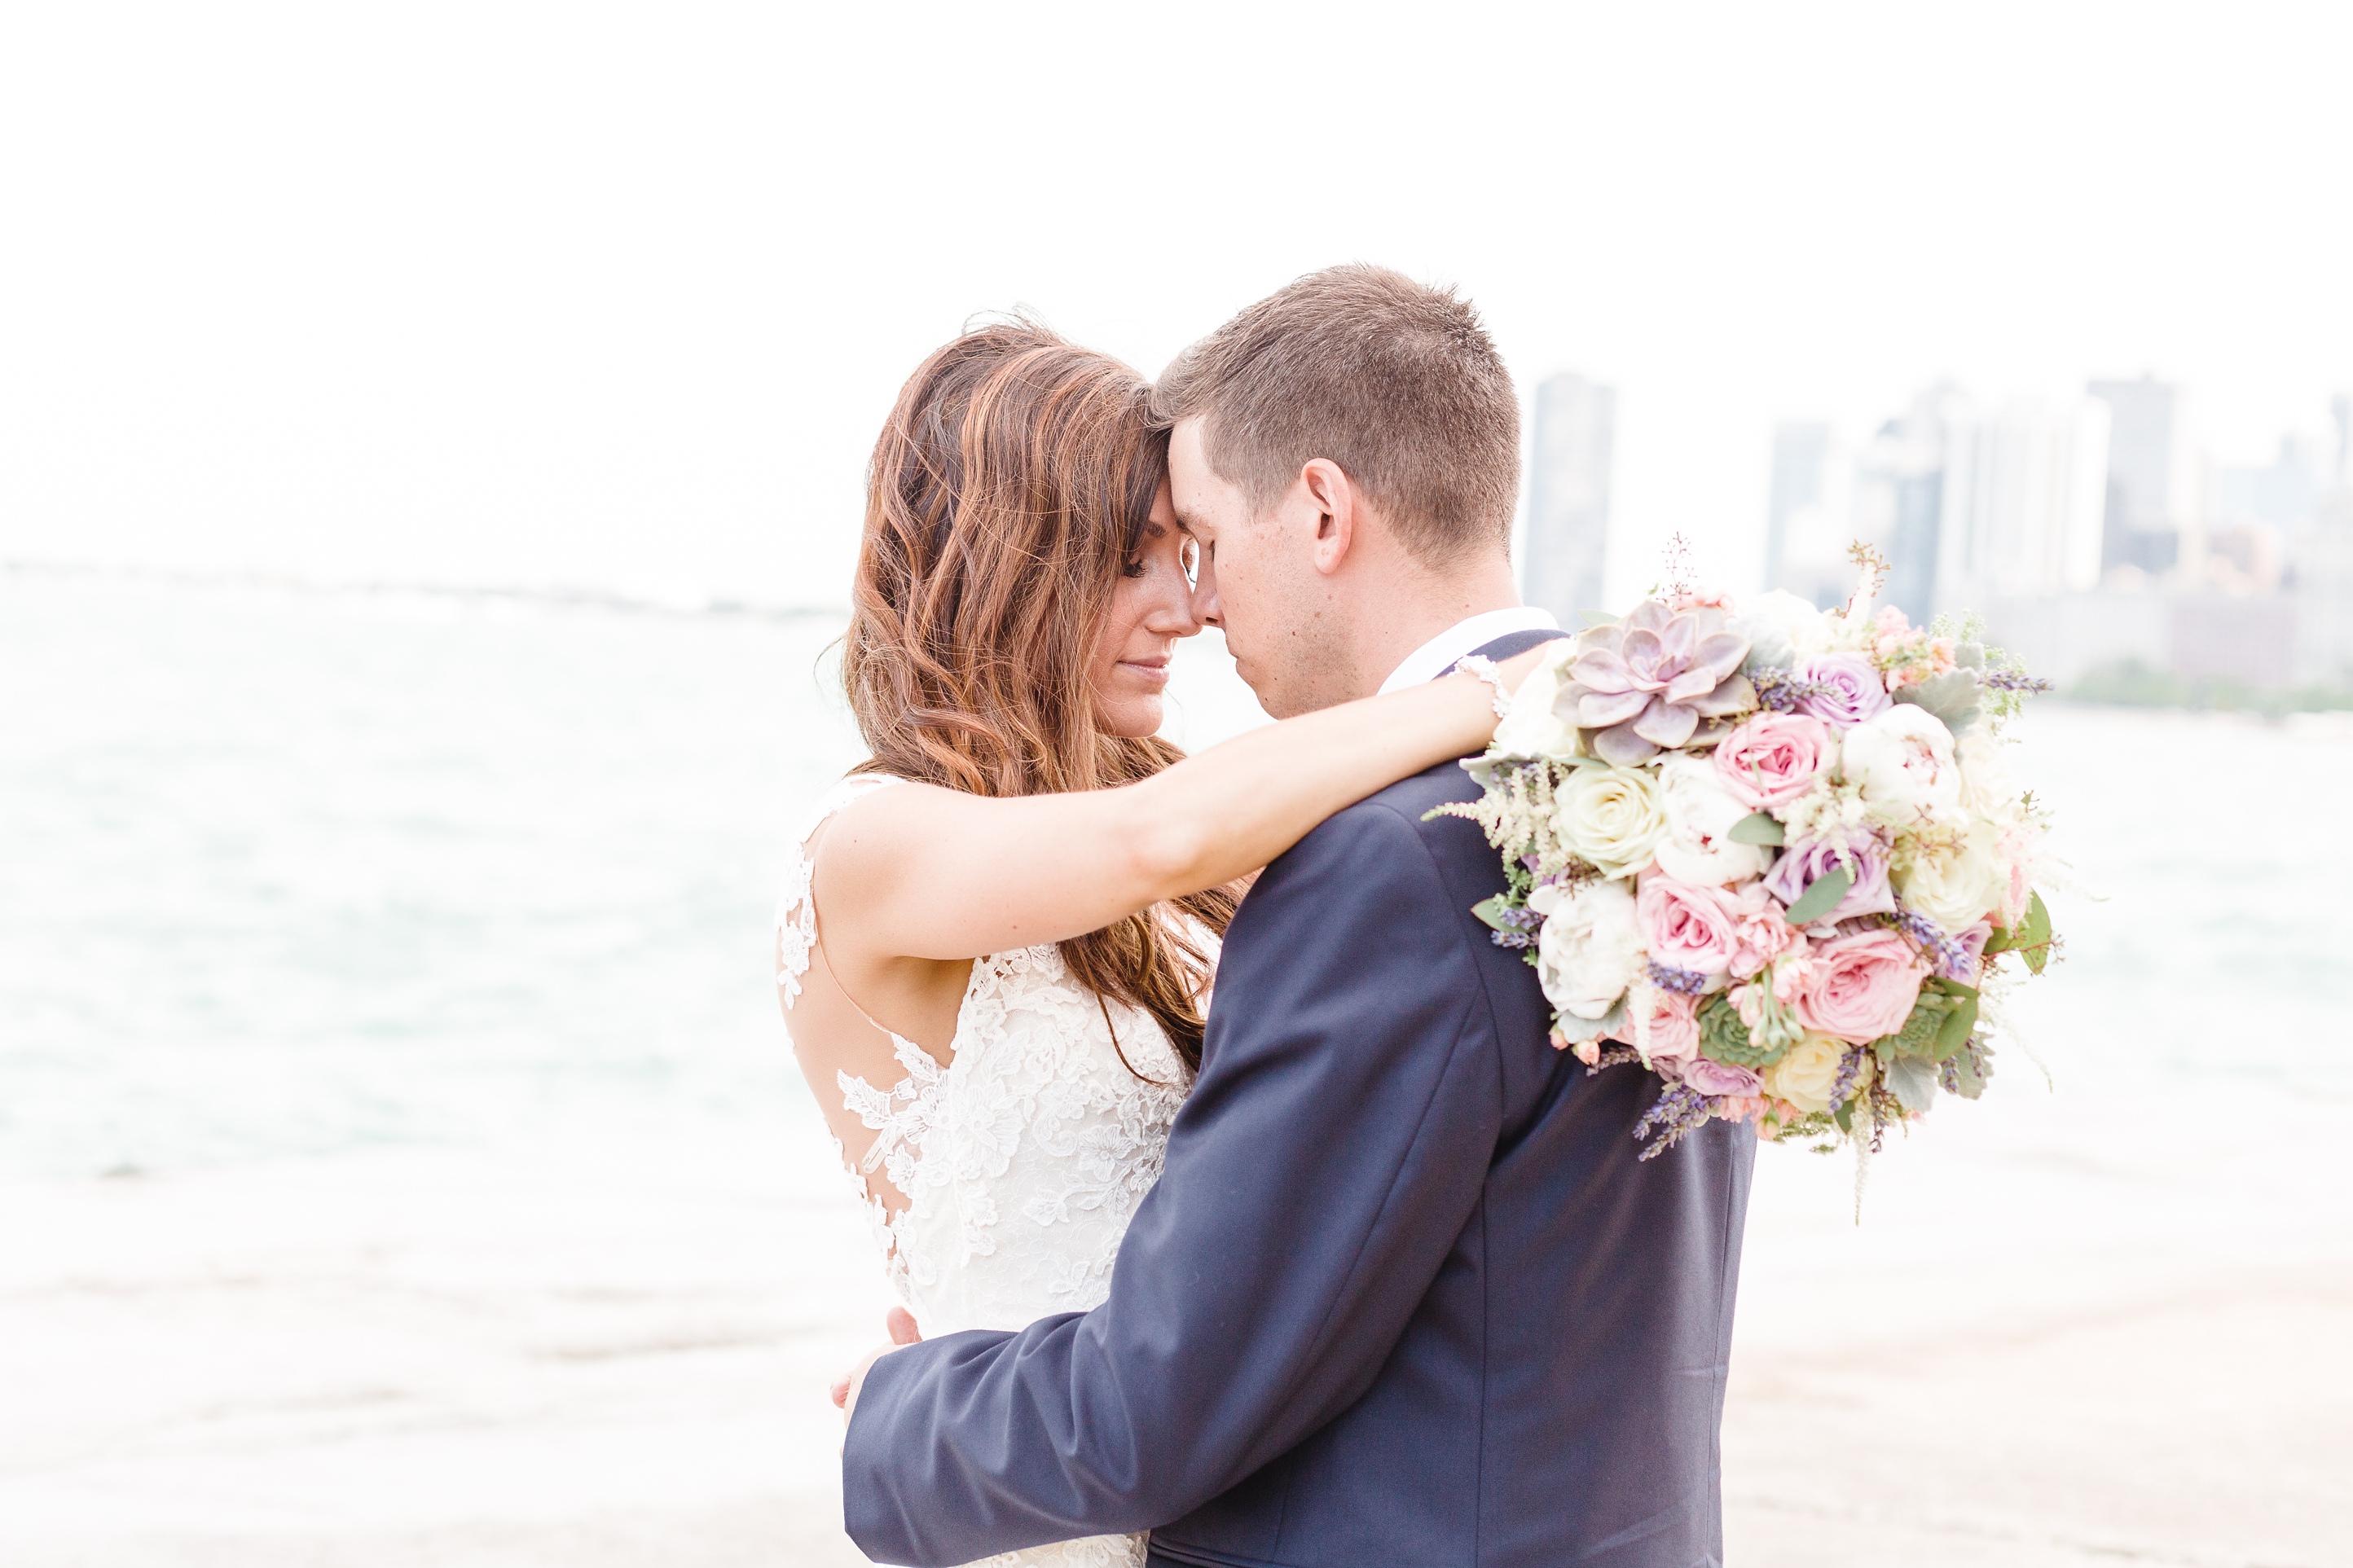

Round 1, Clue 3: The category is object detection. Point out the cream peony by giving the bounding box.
[1954,728,2023,823]
[1893,819,2006,933]
[1489,639,1584,762]
[1530,878,1646,1020]
[1762,1031,1851,1114]
[1730,589,1831,668]
[1841,703,1961,826]
[1556,764,1669,879]
[1651,753,1775,886]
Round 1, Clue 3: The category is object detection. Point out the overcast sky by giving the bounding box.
[3,1,2347,608]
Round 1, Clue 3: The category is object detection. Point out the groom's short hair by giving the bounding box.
[1153,264,1520,566]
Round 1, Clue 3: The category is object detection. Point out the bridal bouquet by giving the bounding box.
[1440,549,2056,1159]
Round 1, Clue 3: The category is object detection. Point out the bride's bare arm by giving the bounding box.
[816,648,1546,965]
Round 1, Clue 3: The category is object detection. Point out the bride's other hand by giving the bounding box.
[833,1307,922,1424]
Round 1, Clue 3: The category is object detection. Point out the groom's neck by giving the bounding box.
[1339,551,1524,701]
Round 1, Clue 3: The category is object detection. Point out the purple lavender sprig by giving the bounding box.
[1748,667,1838,714]
[1882,906,1978,980]
[1584,1045,1643,1074]
[1979,668,2053,694]
[1634,1083,1717,1161]
[1831,1045,1867,1107]
[1646,959,1713,996]
[1485,901,1545,951]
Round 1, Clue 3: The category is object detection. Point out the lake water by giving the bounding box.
[3,569,2347,1566]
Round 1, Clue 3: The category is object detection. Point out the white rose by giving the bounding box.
[1730,590,1829,668]
[1893,818,2004,933]
[1841,704,1961,827]
[1555,764,1669,879]
[1531,878,1645,1021]
[1954,729,2022,824]
[1762,1031,1852,1114]
[1489,639,1582,762]
[1651,753,1774,887]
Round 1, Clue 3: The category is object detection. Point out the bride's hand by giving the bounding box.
[833,1306,922,1425]
[1493,643,1557,693]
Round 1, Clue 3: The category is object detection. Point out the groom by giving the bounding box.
[842,266,1755,1567]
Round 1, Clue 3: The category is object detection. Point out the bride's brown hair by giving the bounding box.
[842,320,1236,1074]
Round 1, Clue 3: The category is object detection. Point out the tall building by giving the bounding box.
[1765,423,1832,597]
[2087,376,2192,576]
[1520,373,1615,623]
[1851,387,1961,625]
[1935,397,2112,607]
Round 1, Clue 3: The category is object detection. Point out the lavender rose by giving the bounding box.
[1794,653,1891,727]
[1763,836,1898,923]
[1683,1056,1765,1096]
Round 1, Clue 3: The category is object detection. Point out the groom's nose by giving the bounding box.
[1190,555,1222,629]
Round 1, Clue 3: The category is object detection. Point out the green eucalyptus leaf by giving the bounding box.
[1728,811,1786,846]
[1471,895,1519,933]
[1781,865,1853,926]
[1933,990,1980,1060]
[1576,609,1621,628]
[2019,890,2053,975]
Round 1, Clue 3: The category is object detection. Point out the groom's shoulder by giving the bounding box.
[1273,757,1496,896]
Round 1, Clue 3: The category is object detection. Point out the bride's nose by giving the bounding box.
[1143,575,1202,638]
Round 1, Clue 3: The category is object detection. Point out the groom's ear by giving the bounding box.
[1299,458,1357,578]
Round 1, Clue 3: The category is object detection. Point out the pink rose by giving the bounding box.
[1609,987,1700,1074]
[1723,883,1807,979]
[1793,929,1928,1043]
[1713,712,1835,811]
[1683,1057,1764,1096]
[1635,877,1741,979]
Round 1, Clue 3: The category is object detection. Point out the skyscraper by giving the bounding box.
[2087,376,2191,575]
[1520,373,1615,623]
[1766,422,1831,594]
[1851,387,1960,625]
[1935,397,2112,606]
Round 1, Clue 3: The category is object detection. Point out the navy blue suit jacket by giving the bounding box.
[843,631,1755,1568]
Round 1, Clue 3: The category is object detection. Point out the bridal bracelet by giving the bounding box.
[1451,655,1515,718]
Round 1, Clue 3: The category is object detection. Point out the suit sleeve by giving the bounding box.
[842,798,1507,1566]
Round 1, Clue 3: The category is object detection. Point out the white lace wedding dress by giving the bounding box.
[778,775,1203,1568]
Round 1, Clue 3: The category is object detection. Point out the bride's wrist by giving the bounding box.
[1449,656,1514,719]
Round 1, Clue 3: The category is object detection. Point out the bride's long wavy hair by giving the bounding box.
[842,320,1236,1074]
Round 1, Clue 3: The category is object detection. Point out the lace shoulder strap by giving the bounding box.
[776,773,904,1004]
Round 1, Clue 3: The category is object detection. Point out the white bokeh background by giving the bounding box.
[5,2,2349,603]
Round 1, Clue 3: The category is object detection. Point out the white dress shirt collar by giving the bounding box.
[1375,605,1563,694]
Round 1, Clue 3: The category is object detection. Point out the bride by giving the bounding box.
[776,322,1535,1567]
